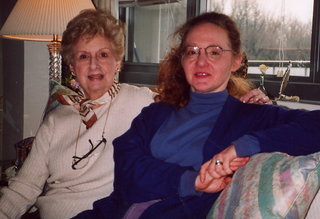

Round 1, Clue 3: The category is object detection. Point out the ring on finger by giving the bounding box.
[215,159,223,166]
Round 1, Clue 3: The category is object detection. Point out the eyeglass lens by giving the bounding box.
[183,46,231,61]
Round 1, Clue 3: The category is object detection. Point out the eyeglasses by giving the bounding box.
[182,46,233,61]
[72,137,107,170]
[74,49,113,65]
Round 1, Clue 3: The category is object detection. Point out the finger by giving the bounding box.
[200,160,210,182]
[230,157,250,171]
[224,176,233,184]
[248,93,265,103]
[240,93,254,103]
[207,166,224,179]
[230,157,250,165]
[208,160,231,178]
[253,91,272,104]
[221,158,233,175]
[240,88,260,103]
[255,94,268,102]
[207,158,222,177]
[200,177,227,193]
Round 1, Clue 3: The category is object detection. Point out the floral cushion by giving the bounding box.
[207,152,320,219]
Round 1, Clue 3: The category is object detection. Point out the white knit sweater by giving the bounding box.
[0,84,154,219]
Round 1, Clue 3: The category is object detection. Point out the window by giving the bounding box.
[206,0,320,102]
[208,0,313,77]
[123,1,187,63]
[120,0,320,102]
[119,0,190,85]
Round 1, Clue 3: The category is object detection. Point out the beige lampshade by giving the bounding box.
[0,0,96,41]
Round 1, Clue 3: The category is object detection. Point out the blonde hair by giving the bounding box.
[227,75,254,99]
[61,9,125,65]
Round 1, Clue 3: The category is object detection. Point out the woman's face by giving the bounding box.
[181,23,242,94]
[70,34,121,100]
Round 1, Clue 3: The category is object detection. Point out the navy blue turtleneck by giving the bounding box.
[150,90,260,197]
[150,90,228,196]
[151,90,228,170]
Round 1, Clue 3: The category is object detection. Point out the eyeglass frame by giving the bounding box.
[182,45,234,61]
[72,137,107,170]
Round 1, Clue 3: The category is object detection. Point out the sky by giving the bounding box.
[259,0,313,24]
[220,0,313,24]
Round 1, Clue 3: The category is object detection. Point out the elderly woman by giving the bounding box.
[0,9,154,219]
[74,11,320,219]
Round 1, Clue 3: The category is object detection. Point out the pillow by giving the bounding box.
[207,152,320,219]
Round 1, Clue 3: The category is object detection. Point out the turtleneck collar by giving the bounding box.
[186,90,228,113]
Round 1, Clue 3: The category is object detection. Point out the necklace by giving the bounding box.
[72,96,114,170]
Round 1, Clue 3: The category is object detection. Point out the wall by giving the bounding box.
[0,0,48,161]
[23,41,49,138]
[1,0,25,162]
[2,39,24,161]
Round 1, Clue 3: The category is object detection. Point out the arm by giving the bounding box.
[201,107,320,181]
[220,101,320,157]
[0,117,52,218]
[252,109,320,155]
[113,104,192,203]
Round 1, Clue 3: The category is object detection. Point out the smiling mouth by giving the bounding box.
[195,73,209,76]
[88,74,104,79]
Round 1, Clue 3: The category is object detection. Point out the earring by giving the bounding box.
[70,71,76,77]
[115,67,120,73]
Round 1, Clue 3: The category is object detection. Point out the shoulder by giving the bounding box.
[116,83,155,108]
[226,95,282,112]
[43,104,78,126]
[119,83,155,98]
[224,95,310,121]
[138,102,175,121]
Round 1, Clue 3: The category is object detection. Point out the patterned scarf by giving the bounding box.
[56,82,120,129]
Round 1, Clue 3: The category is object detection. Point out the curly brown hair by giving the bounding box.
[61,9,125,66]
[155,11,253,108]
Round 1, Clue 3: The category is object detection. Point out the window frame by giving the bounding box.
[119,0,201,87]
[119,0,320,103]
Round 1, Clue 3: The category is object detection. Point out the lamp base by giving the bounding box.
[47,40,62,83]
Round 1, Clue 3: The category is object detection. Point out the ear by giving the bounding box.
[115,61,121,72]
[69,64,75,74]
[231,53,243,72]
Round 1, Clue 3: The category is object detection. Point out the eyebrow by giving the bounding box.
[74,47,112,54]
[184,44,222,48]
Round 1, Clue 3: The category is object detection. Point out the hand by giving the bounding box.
[199,145,249,182]
[240,88,272,105]
[195,172,232,193]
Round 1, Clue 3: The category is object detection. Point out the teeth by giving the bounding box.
[88,74,103,79]
[195,73,208,76]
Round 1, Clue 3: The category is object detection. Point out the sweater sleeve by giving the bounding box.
[0,116,52,218]
[252,108,320,156]
[113,104,195,203]
[233,135,260,157]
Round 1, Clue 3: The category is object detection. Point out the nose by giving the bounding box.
[89,56,98,69]
[196,50,209,66]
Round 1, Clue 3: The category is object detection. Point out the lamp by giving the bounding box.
[0,0,96,83]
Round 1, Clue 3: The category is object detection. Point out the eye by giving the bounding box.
[185,47,198,56]
[78,54,89,60]
[99,52,109,58]
[208,50,220,56]
[207,47,222,56]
